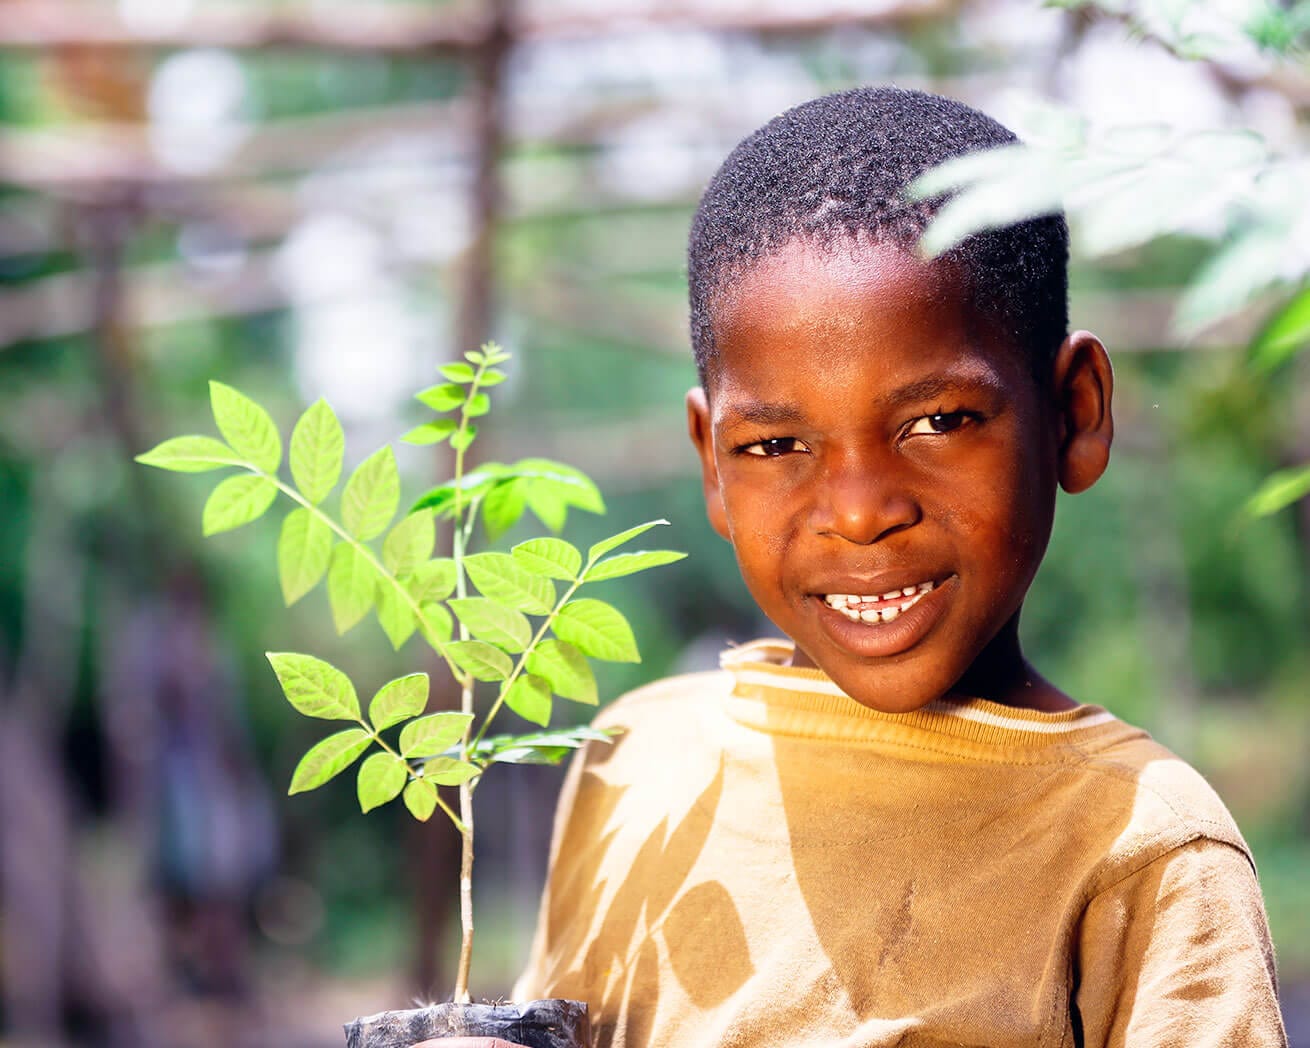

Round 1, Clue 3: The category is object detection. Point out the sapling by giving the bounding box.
[137,342,685,1013]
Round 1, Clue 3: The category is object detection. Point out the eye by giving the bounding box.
[738,437,809,457]
[904,411,976,437]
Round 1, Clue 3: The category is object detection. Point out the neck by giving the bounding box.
[950,614,1076,712]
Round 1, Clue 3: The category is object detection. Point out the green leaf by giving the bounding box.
[526,639,597,705]
[450,424,478,452]
[375,582,417,649]
[209,381,281,474]
[482,479,528,540]
[289,729,371,794]
[369,673,429,732]
[418,602,454,651]
[383,510,435,575]
[480,368,507,386]
[464,552,555,614]
[480,341,510,365]
[552,599,640,663]
[465,392,491,417]
[449,598,532,653]
[402,419,458,445]
[440,362,477,383]
[1243,465,1310,519]
[341,447,400,541]
[406,558,458,602]
[469,727,617,766]
[417,383,466,412]
[1249,287,1310,373]
[503,673,552,726]
[421,757,480,786]
[289,399,344,504]
[586,549,687,582]
[136,435,248,473]
[465,348,487,365]
[400,711,474,757]
[278,507,333,605]
[202,474,278,536]
[513,537,582,580]
[588,519,671,561]
[403,779,437,821]
[411,467,502,517]
[446,640,514,681]
[327,543,378,633]
[267,652,361,720]
[357,752,408,813]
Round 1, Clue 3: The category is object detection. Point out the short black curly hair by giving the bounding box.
[688,86,1069,387]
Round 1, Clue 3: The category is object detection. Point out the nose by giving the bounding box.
[813,450,921,545]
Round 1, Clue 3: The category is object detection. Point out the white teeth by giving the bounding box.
[860,608,879,623]
[902,587,916,596]
[917,582,933,593]
[861,594,877,603]
[823,580,939,624]
[881,590,900,601]
[881,606,900,622]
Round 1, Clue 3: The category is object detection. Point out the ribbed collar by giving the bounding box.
[720,639,1128,750]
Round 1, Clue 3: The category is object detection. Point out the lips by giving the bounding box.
[809,574,956,659]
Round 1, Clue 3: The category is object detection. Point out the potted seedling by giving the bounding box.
[137,343,684,1047]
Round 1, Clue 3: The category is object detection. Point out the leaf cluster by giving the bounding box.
[137,343,686,829]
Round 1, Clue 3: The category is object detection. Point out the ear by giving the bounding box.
[686,387,731,540]
[1051,330,1114,494]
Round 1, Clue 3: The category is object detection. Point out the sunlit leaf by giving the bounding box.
[210,381,281,474]
[468,726,618,766]
[1249,287,1310,373]
[278,507,333,604]
[503,673,552,726]
[357,752,408,813]
[450,424,478,452]
[202,474,278,535]
[289,729,371,794]
[440,362,477,383]
[449,598,532,653]
[375,582,417,650]
[369,673,429,732]
[585,549,686,582]
[341,447,400,541]
[418,602,454,652]
[1174,224,1287,336]
[587,519,671,561]
[327,543,377,633]
[406,558,458,603]
[402,419,458,445]
[417,383,466,412]
[1243,465,1310,519]
[446,640,514,681]
[136,435,247,473]
[267,652,360,720]
[403,779,437,821]
[480,368,508,386]
[383,510,436,575]
[482,478,528,539]
[464,552,555,614]
[526,639,597,705]
[421,757,479,786]
[513,537,583,580]
[289,399,343,504]
[552,599,640,663]
[400,711,474,757]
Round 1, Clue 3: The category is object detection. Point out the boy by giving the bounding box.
[430,87,1286,1047]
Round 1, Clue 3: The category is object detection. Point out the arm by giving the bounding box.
[1073,837,1287,1047]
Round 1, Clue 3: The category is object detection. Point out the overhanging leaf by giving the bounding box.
[552,599,640,663]
[446,640,514,681]
[278,507,333,605]
[383,510,436,575]
[503,673,552,726]
[403,779,438,821]
[1242,465,1310,519]
[369,673,429,731]
[439,362,477,383]
[210,381,281,474]
[482,478,528,540]
[375,582,417,650]
[289,729,371,794]
[526,639,597,705]
[1249,286,1310,373]
[587,519,671,561]
[420,757,479,786]
[585,549,687,582]
[418,602,454,652]
[202,474,278,536]
[405,558,458,603]
[416,383,466,412]
[267,652,360,720]
[136,435,247,473]
[341,447,400,541]
[327,543,378,634]
[357,752,408,813]
[290,399,344,504]
[402,419,458,446]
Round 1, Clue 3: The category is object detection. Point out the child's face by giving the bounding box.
[687,238,1064,713]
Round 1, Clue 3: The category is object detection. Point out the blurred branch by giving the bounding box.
[0,0,952,53]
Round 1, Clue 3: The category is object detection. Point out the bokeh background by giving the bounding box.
[1,0,1307,1045]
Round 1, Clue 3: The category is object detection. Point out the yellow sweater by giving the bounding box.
[516,640,1286,1048]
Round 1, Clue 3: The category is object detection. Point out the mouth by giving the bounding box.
[808,575,956,659]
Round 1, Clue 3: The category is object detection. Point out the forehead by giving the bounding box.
[706,238,1025,402]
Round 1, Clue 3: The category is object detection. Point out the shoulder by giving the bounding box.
[1060,723,1254,892]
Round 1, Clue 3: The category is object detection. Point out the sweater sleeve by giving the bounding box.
[1072,837,1286,1047]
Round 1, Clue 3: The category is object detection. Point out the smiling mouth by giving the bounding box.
[820,582,937,624]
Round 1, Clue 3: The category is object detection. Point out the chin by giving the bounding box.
[819,659,953,715]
